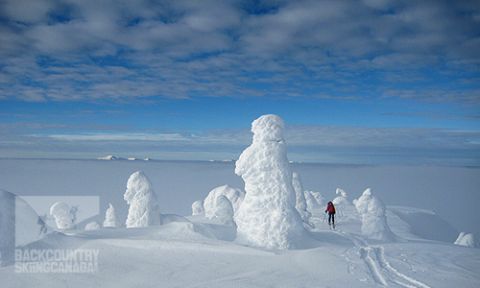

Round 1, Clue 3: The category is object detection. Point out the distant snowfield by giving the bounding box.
[0,159,479,287]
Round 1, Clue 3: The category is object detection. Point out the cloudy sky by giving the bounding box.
[0,0,479,165]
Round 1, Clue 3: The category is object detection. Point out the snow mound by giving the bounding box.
[124,171,161,228]
[0,190,50,266]
[103,203,118,228]
[208,195,235,226]
[49,202,75,229]
[84,221,100,231]
[234,114,307,249]
[292,172,311,224]
[455,232,477,248]
[353,188,395,241]
[203,185,244,218]
[192,200,204,216]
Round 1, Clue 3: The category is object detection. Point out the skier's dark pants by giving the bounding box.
[328,213,335,225]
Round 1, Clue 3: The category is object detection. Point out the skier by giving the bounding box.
[325,201,336,229]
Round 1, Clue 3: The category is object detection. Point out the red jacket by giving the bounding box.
[325,202,336,214]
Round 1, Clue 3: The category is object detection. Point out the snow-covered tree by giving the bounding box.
[124,171,160,228]
[332,188,357,221]
[103,203,118,228]
[234,114,306,249]
[353,188,395,241]
[191,200,204,216]
[84,221,100,231]
[209,195,235,226]
[203,185,244,218]
[49,202,75,229]
[292,172,311,223]
[304,191,324,214]
[454,232,477,248]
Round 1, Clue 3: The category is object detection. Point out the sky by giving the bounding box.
[0,0,479,165]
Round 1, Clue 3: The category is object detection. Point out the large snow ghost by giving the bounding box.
[454,232,477,248]
[191,200,204,216]
[124,171,160,228]
[49,202,75,229]
[209,195,235,226]
[203,185,244,218]
[103,203,118,228]
[234,114,306,249]
[353,188,395,241]
[292,172,312,224]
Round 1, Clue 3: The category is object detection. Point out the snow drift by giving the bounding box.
[234,114,307,249]
[124,171,160,228]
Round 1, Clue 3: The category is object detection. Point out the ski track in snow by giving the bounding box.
[337,231,431,288]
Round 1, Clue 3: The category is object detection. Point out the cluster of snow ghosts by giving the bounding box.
[332,188,358,221]
[234,114,306,250]
[454,232,477,248]
[353,188,395,241]
[49,202,77,229]
[124,171,160,228]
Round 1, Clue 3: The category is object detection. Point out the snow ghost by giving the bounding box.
[332,188,357,221]
[191,200,204,216]
[84,221,100,231]
[234,114,306,249]
[103,203,118,228]
[292,172,311,224]
[209,195,235,226]
[49,202,75,229]
[454,232,477,248]
[203,185,244,218]
[353,188,395,241]
[124,171,160,228]
[304,190,324,215]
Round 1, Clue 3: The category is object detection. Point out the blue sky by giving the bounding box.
[0,0,479,165]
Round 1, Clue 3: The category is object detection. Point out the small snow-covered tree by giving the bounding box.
[49,202,75,229]
[234,114,306,249]
[304,191,324,214]
[292,172,311,224]
[191,200,204,216]
[124,171,160,228]
[203,185,244,218]
[84,221,100,231]
[103,203,118,228]
[353,188,395,241]
[210,195,235,226]
[454,232,477,248]
[332,188,357,221]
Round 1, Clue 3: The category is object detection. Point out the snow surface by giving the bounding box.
[124,171,160,228]
[234,115,307,249]
[354,188,396,241]
[103,203,117,228]
[203,185,244,218]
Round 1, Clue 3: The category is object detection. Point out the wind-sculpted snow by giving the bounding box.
[124,171,160,228]
[49,202,75,229]
[354,188,395,241]
[203,185,244,218]
[234,115,307,249]
[292,172,311,224]
[191,200,204,216]
[103,203,118,228]
[454,232,477,248]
